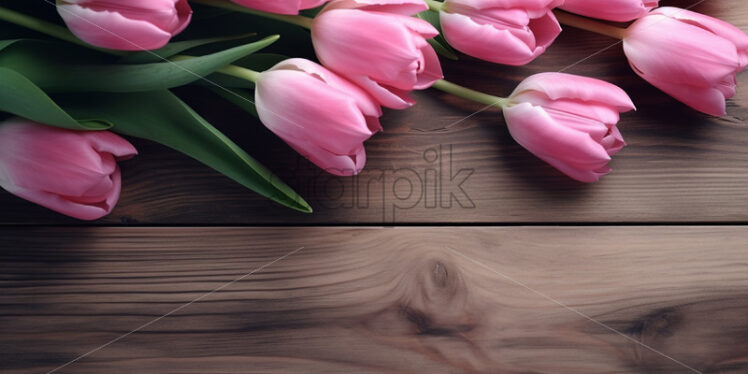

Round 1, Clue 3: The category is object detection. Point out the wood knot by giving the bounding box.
[400,305,473,336]
[431,261,449,288]
[630,307,683,339]
[392,256,476,336]
[418,258,464,304]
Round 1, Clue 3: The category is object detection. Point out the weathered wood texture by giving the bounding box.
[1,0,747,224]
[2,227,748,373]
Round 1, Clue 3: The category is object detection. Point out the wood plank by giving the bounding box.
[1,0,747,224]
[2,226,748,373]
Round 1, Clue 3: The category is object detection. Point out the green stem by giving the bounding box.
[173,55,260,82]
[425,0,444,12]
[432,80,506,109]
[190,0,314,29]
[553,10,627,40]
[0,5,89,48]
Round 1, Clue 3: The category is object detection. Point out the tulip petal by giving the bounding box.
[0,122,121,197]
[0,119,132,220]
[560,0,656,22]
[644,78,729,116]
[446,0,560,9]
[326,0,428,15]
[624,15,741,87]
[504,103,613,182]
[600,126,626,156]
[257,70,375,156]
[652,7,748,67]
[511,72,636,112]
[7,165,121,220]
[313,10,425,86]
[286,137,367,176]
[350,75,417,109]
[272,58,383,117]
[441,12,538,65]
[511,92,624,128]
[83,131,139,160]
[58,4,175,50]
[413,44,443,89]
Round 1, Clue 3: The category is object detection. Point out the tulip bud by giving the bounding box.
[255,59,382,176]
[623,7,748,116]
[440,0,563,66]
[312,0,443,109]
[0,118,137,220]
[56,0,192,51]
[504,73,635,182]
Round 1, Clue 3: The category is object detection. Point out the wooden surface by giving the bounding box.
[2,227,748,374]
[3,1,748,373]
[1,0,748,224]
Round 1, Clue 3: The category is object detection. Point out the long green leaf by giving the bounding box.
[57,90,312,213]
[0,67,110,130]
[0,35,279,92]
[119,33,257,64]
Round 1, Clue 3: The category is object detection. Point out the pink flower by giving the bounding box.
[311,0,443,109]
[560,0,658,22]
[623,7,748,116]
[0,119,137,220]
[255,58,382,176]
[504,73,635,182]
[56,0,192,51]
[440,0,563,66]
[230,0,328,14]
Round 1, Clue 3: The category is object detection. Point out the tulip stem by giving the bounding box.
[174,56,261,82]
[553,10,627,39]
[432,80,506,109]
[0,5,101,50]
[190,0,314,29]
[217,64,261,83]
[425,0,444,12]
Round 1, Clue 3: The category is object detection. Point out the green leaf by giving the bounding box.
[427,38,459,61]
[119,33,258,64]
[0,35,279,93]
[57,90,312,213]
[0,67,110,130]
[417,11,459,61]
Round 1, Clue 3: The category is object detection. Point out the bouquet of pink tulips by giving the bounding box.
[0,0,745,220]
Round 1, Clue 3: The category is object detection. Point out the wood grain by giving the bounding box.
[1,0,747,224]
[2,226,748,373]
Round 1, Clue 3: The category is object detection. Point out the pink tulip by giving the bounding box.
[504,73,635,182]
[560,0,658,22]
[255,58,382,176]
[311,0,443,109]
[56,0,192,51]
[440,0,563,66]
[0,119,137,220]
[623,7,748,116]
[230,0,328,14]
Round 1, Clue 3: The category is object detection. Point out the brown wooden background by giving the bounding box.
[2,0,748,373]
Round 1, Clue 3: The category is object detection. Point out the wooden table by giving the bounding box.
[2,0,747,373]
